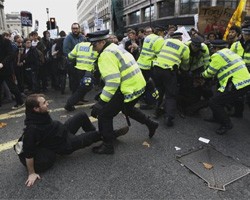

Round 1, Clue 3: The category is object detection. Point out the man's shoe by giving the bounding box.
[92,143,114,154]
[146,118,159,138]
[153,108,165,119]
[164,117,174,127]
[11,103,24,110]
[114,126,129,138]
[215,124,233,135]
[64,104,75,112]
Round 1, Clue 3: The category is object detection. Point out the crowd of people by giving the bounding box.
[1,22,250,186]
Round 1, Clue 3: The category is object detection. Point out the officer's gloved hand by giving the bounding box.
[91,100,106,118]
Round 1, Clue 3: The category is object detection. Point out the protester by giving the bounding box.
[63,23,87,93]
[0,34,24,109]
[18,93,129,187]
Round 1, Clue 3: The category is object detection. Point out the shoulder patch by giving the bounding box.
[79,46,90,52]
[166,41,180,50]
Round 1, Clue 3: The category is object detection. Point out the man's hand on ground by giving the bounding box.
[25,173,41,187]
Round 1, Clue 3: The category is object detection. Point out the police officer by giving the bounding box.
[137,26,165,110]
[87,30,159,154]
[230,25,250,112]
[64,41,98,111]
[153,32,190,127]
[202,40,250,135]
[177,35,212,115]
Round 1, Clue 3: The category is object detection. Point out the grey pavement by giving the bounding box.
[0,88,250,199]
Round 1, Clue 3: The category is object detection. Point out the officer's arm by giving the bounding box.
[153,37,164,56]
[202,53,220,78]
[68,43,78,60]
[230,42,237,53]
[203,44,211,69]
[99,52,121,102]
[180,45,190,71]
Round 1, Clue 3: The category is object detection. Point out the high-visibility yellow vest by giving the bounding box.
[230,41,250,67]
[68,42,98,71]
[98,43,146,103]
[154,38,190,71]
[185,41,210,71]
[202,48,250,92]
[137,34,164,70]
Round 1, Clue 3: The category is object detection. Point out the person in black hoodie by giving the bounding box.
[0,34,24,109]
[19,93,129,187]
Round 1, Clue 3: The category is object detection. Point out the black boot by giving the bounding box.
[153,107,165,119]
[215,123,233,135]
[92,143,114,154]
[164,116,174,127]
[145,117,159,138]
[114,126,129,138]
[64,104,75,111]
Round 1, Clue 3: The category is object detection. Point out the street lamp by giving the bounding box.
[149,0,152,28]
[46,8,51,30]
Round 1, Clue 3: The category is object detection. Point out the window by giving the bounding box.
[217,0,239,9]
[158,0,175,18]
[122,15,127,27]
[144,5,154,22]
[129,10,140,24]
[199,0,211,7]
[180,0,200,15]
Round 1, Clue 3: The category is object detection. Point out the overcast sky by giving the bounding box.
[4,0,78,35]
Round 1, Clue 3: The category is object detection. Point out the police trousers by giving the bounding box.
[66,68,92,106]
[98,90,149,144]
[209,85,250,126]
[153,67,178,119]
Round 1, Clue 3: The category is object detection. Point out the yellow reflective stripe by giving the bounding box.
[78,55,96,60]
[157,54,179,63]
[104,73,121,81]
[140,51,155,56]
[77,60,95,65]
[121,68,140,82]
[138,62,151,69]
[105,82,120,88]
[208,65,217,73]
[121,60,137,72]
[102,89,113,99]
[160,49,180,58]
[218,64,246,81]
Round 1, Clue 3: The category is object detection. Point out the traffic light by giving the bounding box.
[46,21,50,30]
[50,17,56,29]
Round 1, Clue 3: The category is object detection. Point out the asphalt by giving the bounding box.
[0,87,250,199]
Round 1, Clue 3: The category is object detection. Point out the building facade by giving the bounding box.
[0,0,6,33]
[77,0,111,33]
[123,0,250,29]
[77,0,250,34]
